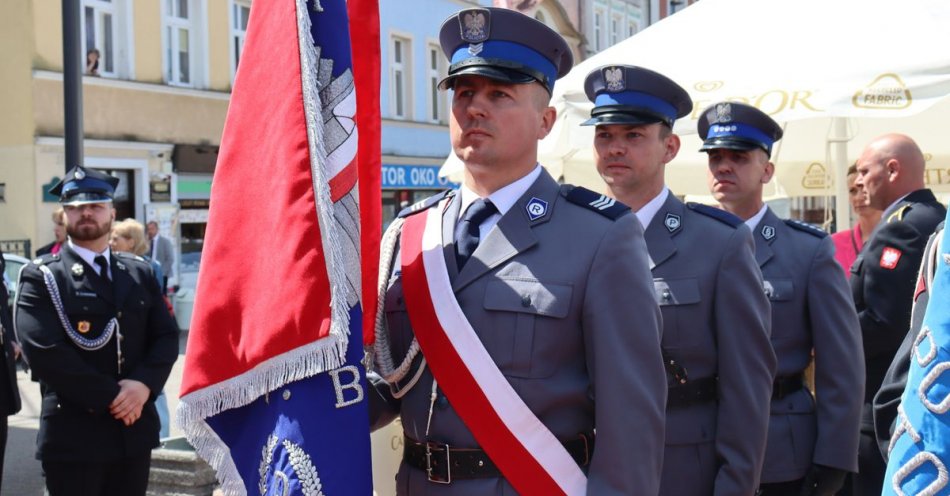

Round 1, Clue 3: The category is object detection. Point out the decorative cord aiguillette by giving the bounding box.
[39,265,123,371]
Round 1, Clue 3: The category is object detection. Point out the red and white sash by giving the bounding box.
[399,200,587,495]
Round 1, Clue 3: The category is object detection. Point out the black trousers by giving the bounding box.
[0,416,7,492]
[839,431,885,496]
[758,478,804,496]
[43,454,151,496]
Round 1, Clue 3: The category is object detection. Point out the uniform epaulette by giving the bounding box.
[686,202,742,228]
[560,185,630,220]
[887,204,912,223]
[397,190,454,218]
[784,219,828,238]
[31,253,60,266]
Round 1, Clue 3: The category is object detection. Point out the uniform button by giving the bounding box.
[82,306,89,311]
[521,295,531,307]
[436,393,449,409]
[662,289,671,301]
[117,311,123,318]
[282,390,292,400]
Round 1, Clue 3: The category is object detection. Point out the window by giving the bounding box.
[82,0,131,78]
[628,21,638,38]
[427,44,445,123]
[610,15,622,45]
[230,1,251,81]
[163,0,199,86]
[593,8,604,52]
[390,36,411,119]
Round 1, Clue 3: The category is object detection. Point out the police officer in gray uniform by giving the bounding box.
[368,8,666,495]
[584,65,776,496]
[699,102,865,495]
[15,166,179,496]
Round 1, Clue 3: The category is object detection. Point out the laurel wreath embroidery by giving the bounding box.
[258,434,325,496]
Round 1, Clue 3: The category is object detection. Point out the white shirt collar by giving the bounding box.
[458,164,542,222]
[635,187,670,230]
[744,204,770,231]
[68,239,111,277]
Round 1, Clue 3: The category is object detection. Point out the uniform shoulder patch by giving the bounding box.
[560,185,630,220]
[784,219,828,238]
[397,190,454,218]
[686,202,742,228]
[32,253,60,266]
[887,204,912,223]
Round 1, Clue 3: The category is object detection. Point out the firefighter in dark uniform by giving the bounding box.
[14,166,179,496]
[846,133,946,494]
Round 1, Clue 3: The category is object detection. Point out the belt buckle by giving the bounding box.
[425,442,451,484]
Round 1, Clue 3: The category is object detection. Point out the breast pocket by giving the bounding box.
[763,278,794,302]
[483,278,572,379]
[654,278,701,346]
[382,274,417,362]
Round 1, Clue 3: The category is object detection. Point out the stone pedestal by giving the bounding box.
[148,437,218,496]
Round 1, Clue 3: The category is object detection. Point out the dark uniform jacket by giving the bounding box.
[14,246,179,462]
[644,194,776,496]
[851,188,946,430]
[873,221,945,460]
[371,170,667,495]
[0,251,22,417]
[753,209,863,482]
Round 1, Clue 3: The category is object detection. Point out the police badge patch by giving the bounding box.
[459,9,489,43]
[714,102,732,123]
[77,321,91,334]
[525,197,549,221]
[761,225,776,241]
[71,263,84,276]
[665,213,681,233]
[604,66,625,93]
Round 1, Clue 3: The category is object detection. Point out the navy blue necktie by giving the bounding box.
[455,199,497,270]
[94,255,110,281]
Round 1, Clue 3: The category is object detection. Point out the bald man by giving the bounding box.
[845,133,946,495]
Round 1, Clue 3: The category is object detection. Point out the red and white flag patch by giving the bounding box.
[880,247,903,269]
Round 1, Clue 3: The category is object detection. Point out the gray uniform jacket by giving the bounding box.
[645,194,776,496]
[753,208,864,482]
[370,170,667,495]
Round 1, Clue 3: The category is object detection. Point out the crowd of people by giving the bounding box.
[0,6,945,496]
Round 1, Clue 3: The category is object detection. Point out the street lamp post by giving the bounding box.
[62,0,83,172]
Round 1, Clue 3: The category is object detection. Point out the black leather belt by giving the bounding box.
[403,433,594,484]
[667,376,718,408]
[773,374,806,400]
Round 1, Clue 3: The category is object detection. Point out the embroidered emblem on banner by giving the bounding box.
[526,197,549,221]
[604,67,624,92]
[762,225,776,241]
[664,213,681,233]
[881,247,903,269]
[259,434,325,496]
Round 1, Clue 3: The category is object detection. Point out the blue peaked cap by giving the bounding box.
[698,102,783,156]
[582,65,692,127]
[439,7,573,94]
[49,165,119,205]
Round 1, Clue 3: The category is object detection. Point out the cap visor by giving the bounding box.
[61,193,114,206]
[439,65,538,90]
[699,137,764,153]
[582,113,664,127]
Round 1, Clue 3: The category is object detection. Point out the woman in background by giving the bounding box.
[109,219,172,439]
[831,163,884,277]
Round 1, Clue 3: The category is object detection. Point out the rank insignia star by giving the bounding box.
[880,246,902,269]
[77,321,91,334]
[71,263,84,276]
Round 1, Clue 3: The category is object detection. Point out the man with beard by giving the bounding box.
[14,166,179,496]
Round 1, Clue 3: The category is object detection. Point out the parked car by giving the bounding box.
[3,252,30,307]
